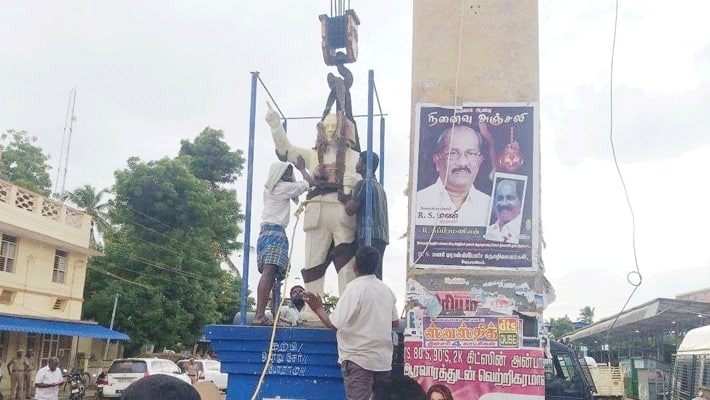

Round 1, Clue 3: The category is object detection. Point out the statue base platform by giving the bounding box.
[205,324,345,400]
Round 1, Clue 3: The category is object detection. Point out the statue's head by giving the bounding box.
[316,113,357,149]
[318,114,339,143]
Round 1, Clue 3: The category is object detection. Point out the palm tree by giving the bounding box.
[578,306,595,324]
[63,185,111,244]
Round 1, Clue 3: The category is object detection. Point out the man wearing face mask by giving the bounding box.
[485,179,524,244]
[279,285,307,326]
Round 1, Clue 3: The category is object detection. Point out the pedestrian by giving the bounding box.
[33,357,63,400]
[120,374,200,400]
[8,349,29,400]
[304,246,399,400]
[185,358,198,385]
[25,350,36,399]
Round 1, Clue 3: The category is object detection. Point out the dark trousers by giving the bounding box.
[340,360,391,400]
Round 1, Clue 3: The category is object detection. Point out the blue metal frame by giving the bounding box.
[239,70,385,323]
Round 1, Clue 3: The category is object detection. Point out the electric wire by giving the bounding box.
[74,184,235,275]
[54,167,239,288]
[603,0,643,351]
[87,264,153,289]
[89,255,211,289]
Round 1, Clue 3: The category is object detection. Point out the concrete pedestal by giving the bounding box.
[205,325,345,400]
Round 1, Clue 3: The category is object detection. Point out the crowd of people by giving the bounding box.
[3,351,62,400]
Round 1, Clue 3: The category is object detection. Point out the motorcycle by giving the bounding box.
[66,371,87,400]
[95,371,106,400]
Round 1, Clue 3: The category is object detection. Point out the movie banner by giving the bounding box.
[404,341,545,399]
[409,103,539,270]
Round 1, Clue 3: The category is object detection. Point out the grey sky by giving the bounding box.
[2,0,709,323]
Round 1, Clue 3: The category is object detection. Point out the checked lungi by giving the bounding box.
[257,224,289,281]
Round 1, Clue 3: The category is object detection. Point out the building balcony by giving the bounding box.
[0,178,99,255]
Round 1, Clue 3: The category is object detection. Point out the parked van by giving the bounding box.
[670,324,710,400]
[545,340,596,400]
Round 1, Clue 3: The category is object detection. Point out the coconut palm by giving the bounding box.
[63,184,112,244]
[578,306,595,324]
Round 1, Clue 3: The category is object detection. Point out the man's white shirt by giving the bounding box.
[485,213,523,244]
[415,179,490,226]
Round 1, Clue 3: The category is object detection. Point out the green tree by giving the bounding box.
[83,130,246,354]
[63,184,112,244]
[178,128,244,262]
[214,270,253,324]
[548,315,575,340]
[0,129,53,195]
[578,306,595,324]
[322,292,340,312]
[179,127,244,187]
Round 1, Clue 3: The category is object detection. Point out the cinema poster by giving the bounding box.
[403,315,545,399]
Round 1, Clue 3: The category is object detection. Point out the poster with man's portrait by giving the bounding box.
[409,103,539,269]
[485,173,528,245]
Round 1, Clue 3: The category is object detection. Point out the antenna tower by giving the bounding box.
[54,87,77,198]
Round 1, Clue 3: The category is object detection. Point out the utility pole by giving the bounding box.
[104,294,119,360]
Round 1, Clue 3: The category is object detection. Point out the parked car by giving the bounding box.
[177,359,228,391]
[101,358,191,398]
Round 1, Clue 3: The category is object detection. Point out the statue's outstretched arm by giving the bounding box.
[265,102,317,169]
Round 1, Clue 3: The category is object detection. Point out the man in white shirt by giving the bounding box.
[485,179,524,244]
[34,357,63,400]
[304,246,399,400]
[416,125,490,226]
[253,158,313,326]
[278,284,306,326]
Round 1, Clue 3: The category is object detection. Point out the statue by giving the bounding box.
[264,67,361,323]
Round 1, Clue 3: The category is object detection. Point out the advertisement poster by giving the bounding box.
[405,275,548,319]
[409,104,539,269]
[403,316,544,399]
[422,316,520,349]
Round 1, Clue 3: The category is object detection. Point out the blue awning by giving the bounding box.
[0,314,130,341]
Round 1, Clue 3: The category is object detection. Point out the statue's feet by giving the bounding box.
[299,319,327,328]
[297,307,326,328]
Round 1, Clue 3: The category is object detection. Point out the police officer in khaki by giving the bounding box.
[25,349,37,399]
[186,358,198,385]
[7,349,29,400]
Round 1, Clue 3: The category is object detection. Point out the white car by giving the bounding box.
[101,358,191,398]
[177,359,228,391]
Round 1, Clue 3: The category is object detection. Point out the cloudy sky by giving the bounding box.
[2,0,709,324]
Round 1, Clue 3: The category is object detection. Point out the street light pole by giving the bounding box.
[104,294,119,360]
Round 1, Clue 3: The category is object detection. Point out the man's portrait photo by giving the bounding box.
[415,122,493,227]
[485,174,527,244]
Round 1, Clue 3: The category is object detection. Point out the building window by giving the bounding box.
[52,250,67,284]
[52,298,66,310]
[0,234,17,273]
[0,289,15,304]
